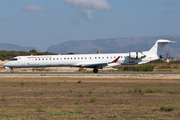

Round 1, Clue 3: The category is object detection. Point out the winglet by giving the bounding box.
[112,56,120,63]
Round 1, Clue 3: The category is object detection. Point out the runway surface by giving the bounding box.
[0,72,180,76]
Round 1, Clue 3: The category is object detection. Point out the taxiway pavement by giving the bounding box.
[0,72,179,76]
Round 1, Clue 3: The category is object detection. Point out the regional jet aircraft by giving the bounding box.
[3,39,171,73]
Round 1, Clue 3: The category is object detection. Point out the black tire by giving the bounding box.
[93,68,98,73]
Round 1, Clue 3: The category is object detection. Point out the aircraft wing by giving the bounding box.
[81,63,108,68]
[80,56,120,68]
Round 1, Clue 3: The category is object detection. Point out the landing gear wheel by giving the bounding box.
[93,68,98,73]
[11,68,14,73]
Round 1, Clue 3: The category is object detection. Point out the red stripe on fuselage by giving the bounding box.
[112,56,120,63]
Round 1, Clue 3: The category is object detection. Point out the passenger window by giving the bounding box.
[102,57,104,59]
[71,58,72,60]
[42,58,44,60]
[78,57,80,59]
[57,58,58,60]
[50,58,51,60]
[85,57,87,59]
[39,58,40,60]
[35,59,37,60]
[114,56,116,58]
[107,57,108,59]
[81,57,83,59]
[64,58,66,60]
[95,57,97,59]
[90,57,91,59]
[46,58,48,60]
[99,57,100,59]
[74,57,76,59]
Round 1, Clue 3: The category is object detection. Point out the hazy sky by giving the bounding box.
[0,0,180,51]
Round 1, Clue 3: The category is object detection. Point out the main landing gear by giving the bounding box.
[11,68,14,73]
[93,68,98,73]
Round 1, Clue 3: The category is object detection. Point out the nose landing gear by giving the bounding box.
[11,68,14,73]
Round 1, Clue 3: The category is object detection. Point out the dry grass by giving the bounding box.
[0,76,180,120]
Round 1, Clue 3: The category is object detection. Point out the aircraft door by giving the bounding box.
[21,57,26,65]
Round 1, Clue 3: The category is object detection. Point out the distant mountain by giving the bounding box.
[47,34,180,58]
[0,43,41,52]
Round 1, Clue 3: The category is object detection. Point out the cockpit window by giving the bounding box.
[10,58,18,61]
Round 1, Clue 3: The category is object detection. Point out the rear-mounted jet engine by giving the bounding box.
[129,52,146,59]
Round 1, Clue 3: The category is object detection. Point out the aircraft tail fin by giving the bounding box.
[145,39,171,56]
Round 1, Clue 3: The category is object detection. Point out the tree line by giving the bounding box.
[0,49,57,60]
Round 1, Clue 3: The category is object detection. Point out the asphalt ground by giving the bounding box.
[0,72,180,76]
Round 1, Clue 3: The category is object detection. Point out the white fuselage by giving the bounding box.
[3,39,172,73]
[3,53,158,68]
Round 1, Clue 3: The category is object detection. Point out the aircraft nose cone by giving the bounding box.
[3,63,7,67]
[3,62,9,67]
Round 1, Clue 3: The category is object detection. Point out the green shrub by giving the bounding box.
[69,88,72,93]
[156,87,164,93]
[123,65,155,71]
[42,117,48,120]
[112,91,119,94]
[78,91,82,97]
[20,81,24,86]
[141,115,156,118]
[91,116,95,119]
[42,82,47,85]
[134,86,143,93]
[8,118,21,120]
[106,88,110,93]
[58,82,61,86]
[146,87,154,93]
[167,88,179,94]
[77,81,81,83]
[108,114,119,118]
[164,113,175,117]
[51,112,79,116]
[75,101,79,105]
[159,66,171,69]
[1,97,5,101]
[160,105,174,111]
[146,87,164,93]
[123,88,132,93]
[35,103,45,112]
[166,106,174,111]
[90,95,96,103]
[0,113,8,116]
[170,60,180,63]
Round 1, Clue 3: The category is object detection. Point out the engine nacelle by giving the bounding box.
[129,52,146,59]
